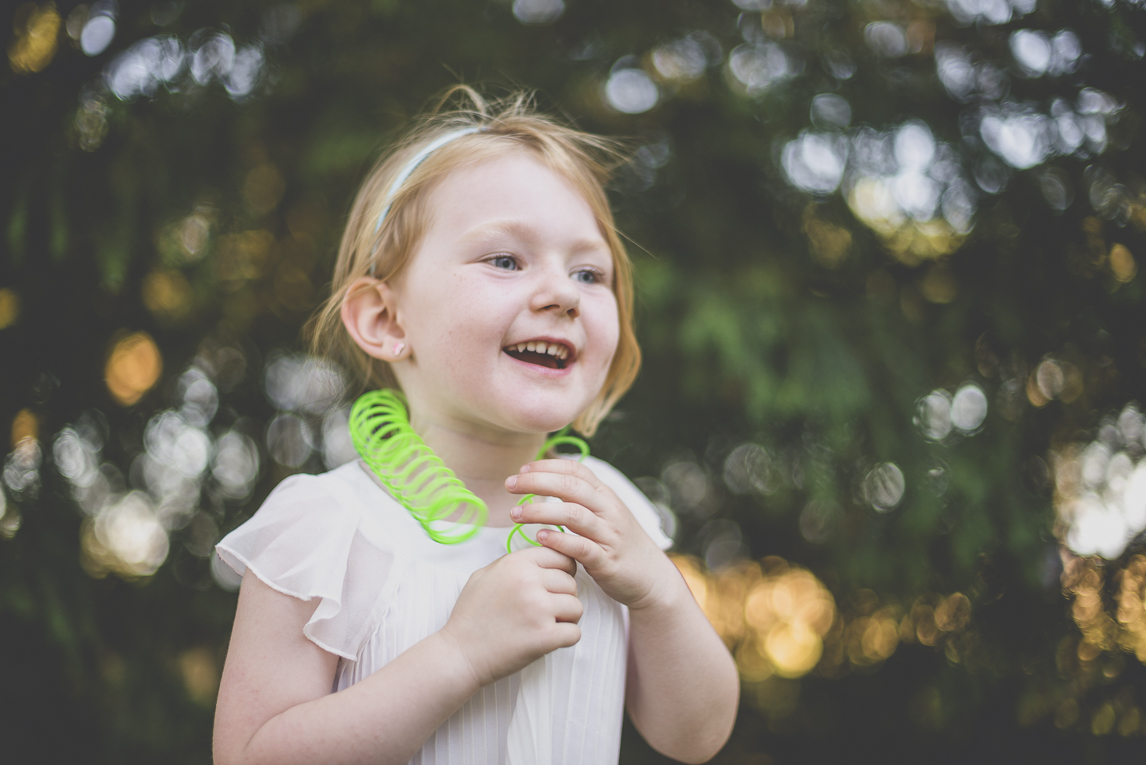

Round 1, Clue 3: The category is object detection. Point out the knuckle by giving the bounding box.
[565,503,584,525]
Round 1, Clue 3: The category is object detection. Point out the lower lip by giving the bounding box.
[502,351,575,378]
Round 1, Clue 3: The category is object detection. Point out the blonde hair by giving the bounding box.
[307,88,640,436]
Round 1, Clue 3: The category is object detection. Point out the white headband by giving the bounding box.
[373,126,484,236]
[369,126,483,276]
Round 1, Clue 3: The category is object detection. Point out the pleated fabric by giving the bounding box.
[216,457,671,765]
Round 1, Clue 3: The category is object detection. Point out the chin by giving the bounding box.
[496,401,584,435]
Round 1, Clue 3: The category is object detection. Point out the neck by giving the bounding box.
[410,411,547,527]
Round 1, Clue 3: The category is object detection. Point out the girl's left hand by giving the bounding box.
[505,459,675,611]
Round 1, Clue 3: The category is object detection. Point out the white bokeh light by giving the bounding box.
[267,413,314,468]
[212,430,261,500]
[604,68,659,114]
[1010,29,1051,76]
[1057,403,1146,560]
[728,43,791,96]
[782,132,848,194]
[190,32,235,85]
[979,110,1053,170]
[951,384,988,433]
[92,491,170,576]
[512,0,565,25]
[864,462,906,512]
[265,353,346,414]
[81,14,116,56]
[916,390,954,441]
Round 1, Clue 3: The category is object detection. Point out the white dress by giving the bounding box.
[215,457,672,765]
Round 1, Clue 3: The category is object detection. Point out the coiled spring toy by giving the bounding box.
[349,389,589,550]
[350,389,487,544]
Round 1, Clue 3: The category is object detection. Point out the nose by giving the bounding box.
[531,265,580,319]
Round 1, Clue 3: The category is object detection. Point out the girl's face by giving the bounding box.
[390,152,620,439]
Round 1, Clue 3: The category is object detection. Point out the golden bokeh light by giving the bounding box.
[766,621,823,677]
[142,270,194,321]
[803,206,852,269]
[8,2,60,74]
[919,265,958,304]
[105,331,163,406]
[11,408,38,448]
[1028,357,1083,408]
[216,230,274,283]
[0,288,20,329]
[673,553,985,699]
[847,178,966,265]
[179,647,221,707]
[0,500,19,540]
[911,602,939,646]
[671,554,837,683]
[934,592,971,632]
[1110,244,1137,283]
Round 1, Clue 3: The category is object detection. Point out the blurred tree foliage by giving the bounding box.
[4,0,1146,762]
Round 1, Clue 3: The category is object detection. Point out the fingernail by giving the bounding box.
[537,530,549,542]
[511,505,522,520]
[519,465,531,474]
[506,475,517,490]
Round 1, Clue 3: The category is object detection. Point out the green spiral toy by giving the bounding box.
[348,389,590,550]
[505,433,588,554]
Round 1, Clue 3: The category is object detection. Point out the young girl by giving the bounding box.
[213,91,738,765]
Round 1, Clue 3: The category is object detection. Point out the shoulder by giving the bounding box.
[262,461,366,509]
[579,456,674,551]
[215,463,372,585]
[216,462,400,660]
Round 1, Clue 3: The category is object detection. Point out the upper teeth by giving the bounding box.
[512,341,569,360]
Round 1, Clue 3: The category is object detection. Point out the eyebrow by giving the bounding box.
[460,219,611,256]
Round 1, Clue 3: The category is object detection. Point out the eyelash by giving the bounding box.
[486,255,607,286]
[489,254,518,271]
[573,268,604,285]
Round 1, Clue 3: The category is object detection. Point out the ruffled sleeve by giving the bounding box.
[582,456,674,551]
[215,471,396,661]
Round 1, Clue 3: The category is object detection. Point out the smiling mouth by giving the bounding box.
[504,341,571,370]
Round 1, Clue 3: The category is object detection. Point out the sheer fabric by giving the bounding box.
[216,457,672,765]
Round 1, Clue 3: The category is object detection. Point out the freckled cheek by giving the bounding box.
[587,298,621,363]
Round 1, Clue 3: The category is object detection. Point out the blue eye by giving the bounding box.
[573,269,601,285]
[490,255,518,270]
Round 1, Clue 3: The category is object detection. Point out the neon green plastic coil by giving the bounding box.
[350,389,487,544]
[349,388,590,550]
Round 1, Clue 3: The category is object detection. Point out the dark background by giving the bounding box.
[4,0,1146,762]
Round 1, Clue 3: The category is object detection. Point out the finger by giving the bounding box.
[511,458,604,494]
[516,545,577,576]
[537,527,605,570]
[513,502,601,540]
[548,592,584,624]
[548,622,581,649]
[522,458,603,487]
[507,470,609,513]
[539,568,578,596]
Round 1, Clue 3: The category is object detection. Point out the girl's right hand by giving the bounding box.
[439,547,583,688]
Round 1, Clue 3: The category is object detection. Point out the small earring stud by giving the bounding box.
[391,342,406,357]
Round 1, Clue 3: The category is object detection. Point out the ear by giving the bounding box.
[340,278,409,361]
